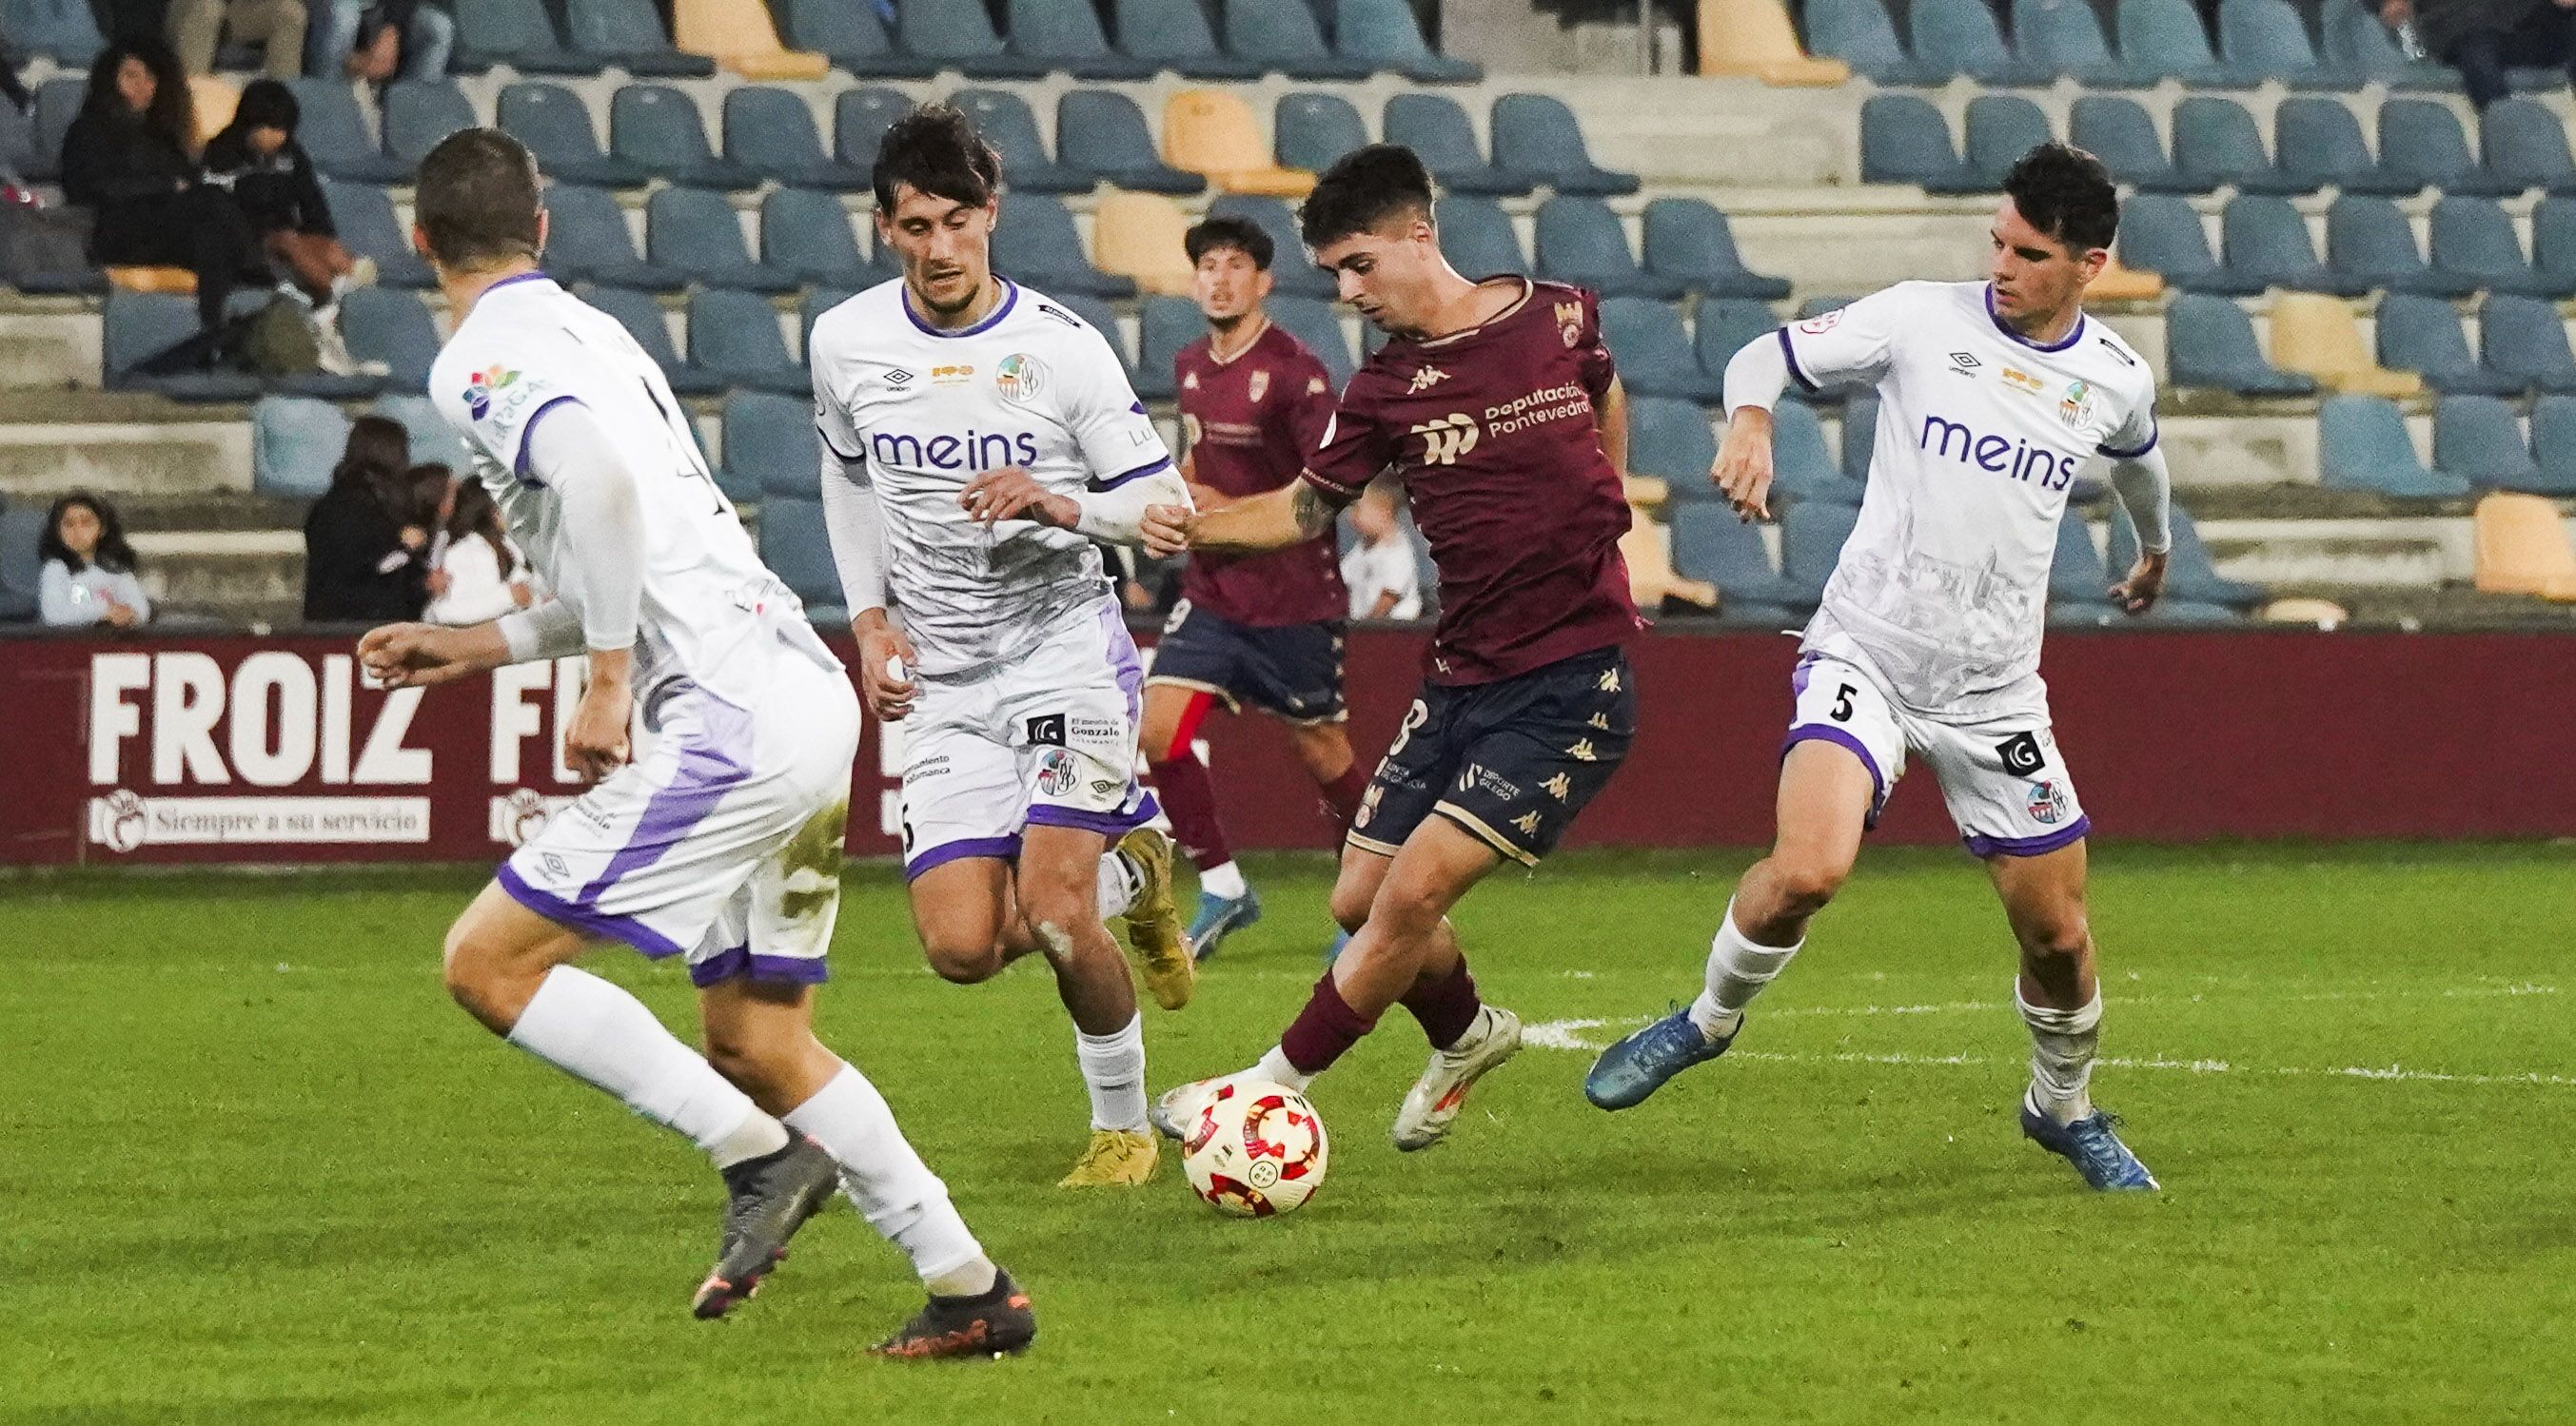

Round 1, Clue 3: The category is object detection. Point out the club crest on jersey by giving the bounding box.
[1556,301,1584,347]
[1035,747,1079,797]
[1410,413,1480,465]
[995,353,1047,404]
[2026,779,2069,825]
[932,363,975,386]
[1798,308,1844,336]
[1408,364,1448,394]
[462,365,520,420]
[1248,368,1270,402]
[2059,379,2098,428]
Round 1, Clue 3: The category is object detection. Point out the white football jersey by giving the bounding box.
[430,273,826,710]
[810,278,1172,678]
[1780,280,2158,716]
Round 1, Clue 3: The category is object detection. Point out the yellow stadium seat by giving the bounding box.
[189,76,236,148]
[2257,596,2349,627]
[107,266,197,294]
[1622,474,1670,507]
[673,0,829,79]
[2088,253,2164,303]
[1163,89,1315,198]
[1696,0,1852,85]
[2472,493,2576,600]
[1093,191,1197,297]
[1621,518,1718,610]
[2269,292,2423,398]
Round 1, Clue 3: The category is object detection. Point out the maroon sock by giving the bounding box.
[1400,956,1484,1050]
[1149,753,1233,873]
[1319,764,1369,830]
[1278,971,1379,1075]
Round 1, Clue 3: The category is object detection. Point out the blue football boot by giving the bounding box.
[1583,1006,1736,1110]
[1186,887,1261,964]
[2020,1097,2159,1191]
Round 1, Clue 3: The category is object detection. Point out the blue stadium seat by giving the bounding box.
[1770,400,1863,508]
[1432,196,1528,278]
[2215,0,2351,88]
[1384,94,1532,196]
[1050,294,1135,380]
[758,496,839,605]
[5,0,104,65]
[2317,393,2471,497]
[285,81,408,186]
[649,187,799,293]
[991,194,1135,297]
[339,286,442,392]
[2114,0,2248,87]
[453,0,592,74]
[1668,503,1807,620]
[2165,292,2321,396]
[102,291,261,401]
[900,0,1051,78]
[322,182,434,289]
[2538,196,2576,288]
[612,86,757,190]
[381,80,476,169]
[544,184,685,291]
[0,500,41,619]
[1863,95,1991,194]
[688,288,805,396]
[1492,94,1640,197]
[1696,300,1785,403]
[1224,0,1374,79]
[2523,395,2576,496]
[500,83,647,188]
[374,393,475,470]
[2173,96,2308,194]
[1780,501,1862,604]
[2223,195,2370,296]
[799,286,858,346]
[2326,197,2477,299]
[2274,96,2419,196]
[727,88,870,191]
[585,285,722,395]
[2373,291,2522,395]
[782,0,938,78]
[2070,96,2197,193]
[1275,91,1368,176]
[2049,505,2113,612]
[2482,98,2576,195]
[18,77,81,183]
[2434,395,2547,493]
[1964,95,2054,191]
[954,88,1091,193]
[2011,0,2150,86]
[1599,297,1721,402]
[1204,194,1335,299]
[2381,100,2513,197]
[1112,0,1266,78]
[2317,0,2459,89]
[2480,293,2576,393]
[2118,194,2265,296]
[251,396,352,499]
[2105,501,2260,613]
[1534,198,1683,299]
[564,0,715,75]
[1268,294,1357,388]
[1336,0,1481,83]
[1626,395,1718,488]
[1137,295,1199,400]
[1007,0,1159,78]
[2430,197,2576,299]
[1641,199,1790,301]
[1838,391,1878,479]
[1059,90,1202,194]
[1801,0,1944,85]
[1908,0,2051,85]
[835,88,914,173]
[718,391,823,502]
[761,187,886,288]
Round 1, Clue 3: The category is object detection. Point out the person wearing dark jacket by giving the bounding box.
[57,39,270,343]
[203,80,370,369]
[2380,0,2576,107]
[303,414,429,623]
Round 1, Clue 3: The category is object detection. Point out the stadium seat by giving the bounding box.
[2224,196,2370,296]
[565,0,716,74]
[1275,91,1368,176]
[687,288,804,395]
[0,500,41,618]
[2326,197,2478,299]
[18,76,80,183]
[613,85,757,189]
[2165,293,2322,396]
[898,0,1050,78]
[321,182,434,289]
[250,396,353,499]
[1667,502,1806,620]
[2534,196,2576,290]
[1327,0,1476,81]
[1492,94,1640,197]
[2430,197,2575,299]
[2471,492,2576,597]
[1780,500,1861,603]
[286,81,407,186]
[2173,96,2308,194]
[2215,0,2351,88]
[1768,400,1862,507]
[1433,196,1528,278]
[673,0,829,79]
[1383,94,1532,197]
[991,194,1135,298]
[453,0,593,74]
[2479,294,2576,394]
[2011,0,2149,86]
[2118,195,2264,296]
[2069,96,2197,194]
[758,495,840,604]
[1136,295,1199,400]
[760,187,882,288]
[101,290,262,401]
[2113,0,2248,87]
[1963,95,2054,191]
[2048,505,2113,612]
[648,187,799,293]
[500,84,647,188]
[1800,0,1943,85]
[2317,393,2472,497]
[1908,0,2050,85]
[382,81,477,168]
[2482,99,2576,196]
[1641,200,1789,301]
[1626,395,1718,489]
[1050,292,1135,372]
[727,88,869,191]
[2527,394,2576,497]
[1268,294,1357,388]
[374,393,476,470]
[2274,97,2420,196]
[1102,0,1255,79]
[6,0,105,65]
[715,391,823,501]
[2380,100,2514,198]
[835,87,914,173]
[1092,190,1197,296]
[2317,0,2459,89]
[2267,292,2421,397]
[1621,518,1721,613]
[1007,0,1158,78]
[1166,89,1313,197]
[338,286,442,392]
[780,0,937,78]
[1599,297,1721,402]
[1222,0,1374,79]
[2106,501,2263,608]
[1837,391,1879,479]
[954,88,1091,193]
[1534,198,1682,299]
[1862,95,1989,195]
[586,286,722,395]
[1693,0,1847,84]
[1204,194,1335,299]
[2373,292,2522,395]
[799,286,858,345]
[545,184,686,292]
[1058,90,1203,194]
[2434,395,2547,492]
[1697,300,1785,402]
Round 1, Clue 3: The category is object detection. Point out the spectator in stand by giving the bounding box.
[1340,483,1423,620]
[309,0,453,83]
[423,474,533,625]
[59,40,271,351]
[203,80,371,372]
[37,492,152,629]
[167,0,308,79]
[2380,0,2576,108]
[303,414,427,622]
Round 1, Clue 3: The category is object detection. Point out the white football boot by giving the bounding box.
[1389,1006,1523,1151]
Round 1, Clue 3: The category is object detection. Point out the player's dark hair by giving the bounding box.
[872,103,1002,212]
[1185,216,1273,271]
[2003,142,2119,255]
[39,491,138,576]
[413,127,542,270]
[1299,144,1435,249]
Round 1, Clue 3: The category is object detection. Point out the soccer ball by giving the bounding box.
[1180,1080,1328,1218]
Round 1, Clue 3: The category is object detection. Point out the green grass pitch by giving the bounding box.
[6,843,2573,1424]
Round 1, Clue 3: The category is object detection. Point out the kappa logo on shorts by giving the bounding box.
[2027,779,2069,826]
[1541,772,1571,800]
[1567,738,1599,763]
[1024,713,1068,747]
[1512,811,1543,836]
[1035,747,1079,797]
[1998,731,2046,777]
[1597,667,1622,693]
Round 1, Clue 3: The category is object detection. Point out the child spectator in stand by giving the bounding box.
[38,492,152,629]
[1340,483,1423,620]
[202,80,375,374]
[423,473,532,625]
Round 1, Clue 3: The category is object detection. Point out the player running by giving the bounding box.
[356,129,1033,1357]
[1150,214,1370,962]
[1585,143,2168,1193]
[1142,145,1643,1151]
[811,106,1192,1189]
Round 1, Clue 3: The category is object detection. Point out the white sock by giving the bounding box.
[1196,860,1248,899]
[1249,1044,1315,1093]
[2017,985,2102,1125]
[782,1063,991,1286]
[504,965,788,1167]
[1096,851,1140,919]
[1074,1013,1149,1131]
[1687,897,1802,1041]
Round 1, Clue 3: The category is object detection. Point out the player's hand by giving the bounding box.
[2111,550,2169,615]
[358,621,488,689]
[563,674,632,784]
[1142,503,1197,558]
[959,466,1078,529]
[855,618,920,722]
[1184,480,1229,511]
[1712,410,1778,523]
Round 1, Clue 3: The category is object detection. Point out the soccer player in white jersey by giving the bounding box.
[1587,144,2168,1192]
[809,106,1194,1188]
[353,130,1035,1357]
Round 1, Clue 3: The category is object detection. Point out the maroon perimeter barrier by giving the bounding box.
[3,626,2571,868]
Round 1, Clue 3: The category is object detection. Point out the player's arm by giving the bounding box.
[814,419,924,722]
[1594,374,1629,478]
[960,320,1192,543]
[2104,439,2173,615]
[1718,290,1907,521]
[521,402,641,781]
[1148,479,1337,557]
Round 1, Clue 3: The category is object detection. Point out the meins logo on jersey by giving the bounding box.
[869,427,1044,473]
[1917,414,2081,491]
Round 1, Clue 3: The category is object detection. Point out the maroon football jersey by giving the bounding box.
[1174,320,1346,627]
[1303,280,1641,685]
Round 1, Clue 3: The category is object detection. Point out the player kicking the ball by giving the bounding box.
[1143,145,1643,1151]
[810,106,1192,1189]
[1586,143,2167,1192]
[358,129,1033,1357]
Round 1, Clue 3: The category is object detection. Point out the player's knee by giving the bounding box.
[1367,876,1449,941]
[701,1026,796,1100]
[1018,885,1096,965]
[1767,856,1851,917]
[2017,908,2091,969]
[441,920,514,1025]
[920,933,1004,985]
[1327,872,1379,934]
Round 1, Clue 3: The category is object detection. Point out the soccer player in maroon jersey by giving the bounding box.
[1141,145,1644,1152]
[1146,215,1370,963]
